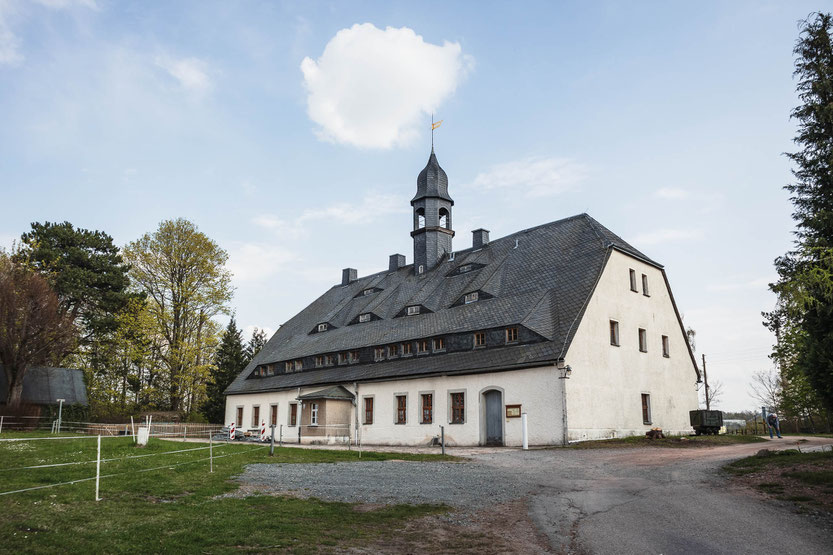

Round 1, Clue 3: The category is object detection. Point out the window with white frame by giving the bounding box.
[310,403,319,426]
[638,328,647,352]
[358,313,371,323]
[464,291,479,304]
[433,337,445,352]
[317,323,328,332]
[407,305,420,316]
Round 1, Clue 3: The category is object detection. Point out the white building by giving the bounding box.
[224,149,700,446]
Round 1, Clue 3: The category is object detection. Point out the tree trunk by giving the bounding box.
[6,374,25,406]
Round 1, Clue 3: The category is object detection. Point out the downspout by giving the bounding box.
[353,382,360,446]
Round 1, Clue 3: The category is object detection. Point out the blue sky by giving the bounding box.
[0,0,822,410]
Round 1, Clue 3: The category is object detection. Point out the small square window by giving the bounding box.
[433,337,445,352]
[506,327,519,343]
[317,323,328,332]
[417,340,429,354]
[610,320,620,346]
[464,292,479,304]
[358,313,371,323]
[662,335,670,358]
[474,332,486,348]
[629,269,638,292]
[388,344,399,358]
[266,365,275,376]
[459,264,472,273]
[402,342,413,356]
[363,288,374,296]
[642,274,649,296]
[315,355,325,368]
[638,329,647,353]
[374,347,385,361]
[349,351,360,364]
[326,354,336,366]
[407,305,420,316]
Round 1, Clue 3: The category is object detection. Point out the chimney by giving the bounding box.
[341,268,357,286]
[389,254,406,272]
[472,229,490,249]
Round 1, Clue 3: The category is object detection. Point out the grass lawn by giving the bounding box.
[0,432,455,553]
[725,448,833,515]
[567,434,766,449]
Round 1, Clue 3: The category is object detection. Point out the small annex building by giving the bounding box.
[224,149,701,446]
[0,366,89,407]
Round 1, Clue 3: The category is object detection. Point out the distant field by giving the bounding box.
[567,434,766,449]
[0,432,454,553]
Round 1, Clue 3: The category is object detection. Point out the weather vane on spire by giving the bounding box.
[431,114,443,149]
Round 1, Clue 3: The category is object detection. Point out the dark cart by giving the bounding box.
[690,410,723,435]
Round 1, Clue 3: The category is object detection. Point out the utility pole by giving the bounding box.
[702,354,710,410]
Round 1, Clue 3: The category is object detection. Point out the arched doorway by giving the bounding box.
[483,389,504,446]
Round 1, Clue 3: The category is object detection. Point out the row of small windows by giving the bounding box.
[317,294,479,333]
[251,327,522,378]
[629,269,650,296]
[363,391,465,426]
[609,320,670,357]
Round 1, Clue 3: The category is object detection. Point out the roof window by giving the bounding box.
[358,313,371,323]
[362,288,375,296]
[407,305,421,316]
[464,292,479,304]
[317,323,328,332]
[459,264,472,273]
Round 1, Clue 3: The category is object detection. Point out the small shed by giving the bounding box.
[0,366,88,406]
[297,385,354,443]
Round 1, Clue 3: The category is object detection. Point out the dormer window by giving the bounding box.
[506,327,519,343]
[407,305,421,316]
[359,313,371,323]
[464,292,479,304]
[349,350,360,364]
[317,323,328,332]
[315,355,325,368]
[432,337,445,352]
[362,288,374,296]
[266,365,275,376]
[417,340,429,354]
[459,264,472,273]
[374,347,385,361]
[388,344,399,358]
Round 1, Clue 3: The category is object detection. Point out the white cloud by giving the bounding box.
[300,23,473,149]
[226,242,298,283]
[631,228,703,246]
[155,55,212,93]
[654,187,689,200]
[467,156,587,198]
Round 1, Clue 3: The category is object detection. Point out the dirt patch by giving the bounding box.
[344,499,552,554]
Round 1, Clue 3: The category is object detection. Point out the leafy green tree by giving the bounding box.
[202,318,247,423]
[767,13,833,411]
[123,218,232,413]
[245,327,268,364]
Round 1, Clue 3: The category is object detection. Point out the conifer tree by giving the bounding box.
[202,318,247,423]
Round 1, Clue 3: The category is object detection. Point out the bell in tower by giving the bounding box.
[411,148,454,274]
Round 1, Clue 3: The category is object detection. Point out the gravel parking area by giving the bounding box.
[236,460,528,508]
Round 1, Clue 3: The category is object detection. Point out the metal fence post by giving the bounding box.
[209,432,213,473]
[269,424,276,456]
[441,425,445,455]
[279,424,283,447]
[0,415,3,434]
[184,426,187,442]
[95,435,102,501]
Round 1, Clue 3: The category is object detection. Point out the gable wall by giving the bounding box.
[564,250,698,440]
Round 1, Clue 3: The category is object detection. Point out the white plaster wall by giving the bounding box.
[225,365,563,447]
[564,250,700,440]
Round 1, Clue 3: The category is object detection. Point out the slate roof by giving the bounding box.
[0,366,88,406]
[226,213,665,395]
[412,149,453,204]
[297,385,355,401]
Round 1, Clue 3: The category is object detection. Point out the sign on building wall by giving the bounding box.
[506,404,521,418]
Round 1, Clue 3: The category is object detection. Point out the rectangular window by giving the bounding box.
[417,339,429,354]
[266,364,275,376]
[388,344,399,358]
[506,327,519,343]
[641,274,649,296]
[364,397,374,425]
[662,335,670,357]
[610,320,620,346]
[374,347,385,361]
[459,264,472,273]
[641,394,652,424]
[294,359,303,371]
[310,403,318,426]
[349,351,360,363]
[270,404,278,427]
[363,288,374,296]
[407,305,420,316]
[236,406,243,427]
[315,355,325,368]
[433,337,445,352]
[474,332,486,347]
[338,352,348,365]
[359,313,371,323]
[451,392,465,424]
[285,361,293,372]
[317,323,328,332]
[639,328,647,352]
[289,403,297,427]
[396,395,407,424]
[421,393,433,424]
[464,292,479,304]
[402,342,413,356]
[629,269,638,292]
[252,405,260,428]
[326,354,336,366]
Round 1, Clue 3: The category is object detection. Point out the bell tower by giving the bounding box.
[411,148,454,274]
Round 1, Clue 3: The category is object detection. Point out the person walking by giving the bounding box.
[766,412,782,439]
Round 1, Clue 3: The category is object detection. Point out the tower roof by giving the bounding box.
[412,149,453,205]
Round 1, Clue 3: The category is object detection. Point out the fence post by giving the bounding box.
[209,432,213,473]
[270,424,276,456]
[0,415,3,434]
[441,425,445,456]
[95,435,102,501]
[279,424,283,447]
[184,426,187,442]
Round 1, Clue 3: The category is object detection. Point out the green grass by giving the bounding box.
[0,432,455,553]
[567,434,765,449]
[725,449,833,476]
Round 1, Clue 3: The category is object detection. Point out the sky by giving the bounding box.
[0,0,824,411]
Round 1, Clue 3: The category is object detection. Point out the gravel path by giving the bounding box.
[236,460,529,508]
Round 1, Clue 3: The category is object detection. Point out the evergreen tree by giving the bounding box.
[245,327,268,364]
[767,13,833,411]
[202,318,247,423]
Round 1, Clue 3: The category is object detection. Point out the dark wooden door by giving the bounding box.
[485,390,503,446]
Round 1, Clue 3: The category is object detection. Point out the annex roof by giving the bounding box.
[0,366,89,406]
[297,385,355,401]
[226,213,661,395]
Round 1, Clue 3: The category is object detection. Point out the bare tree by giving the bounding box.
[0,255,76,405]
[750,368,781,411]
[702,379,724,409]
